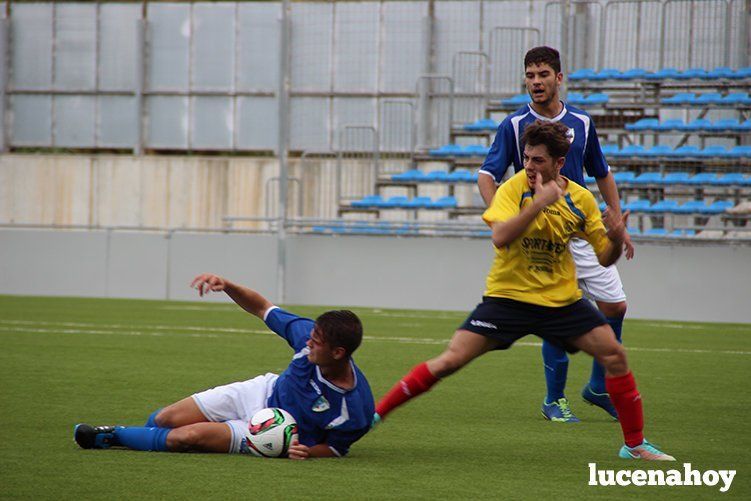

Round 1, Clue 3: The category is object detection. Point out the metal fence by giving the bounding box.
[1,0,745,155]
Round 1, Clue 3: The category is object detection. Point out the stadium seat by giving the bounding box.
[624,199,652,212]
[351,195,385,208]
[615,68,648,80]
[678,118,711,131]
[566,92,586,105]
[625,118,659,131]
[644,145,673,157]
[712,173,748,186]
[644,228,668,236]
[674,200,708,214]
[614,144,646,157]
[704,200,734,214]
[423,170,449,182]
[721,92,751,105]
[670,145,701,157]
[501,94,532,106]
[729,145,751,158]
[632,172,663,185]
[677,68,709,80]
[392,169,424,182]
[734,67,751,79]
[584,175,595,185]
[464,118,499,131]
[429,144,463,157]
[687,172,719,185]
[646,200,680,213]
[645,68,681,80]
[448,169,474,182]
[569,68,597,81]
[700,145,729,158]
[584,93,609,105]
[383,196,410,208]
[405,196,432,209]
[657,119,684,131]
[662,172,691,185]
[463,144,490,157]
[707,67,735,79]
[429,196,458,209]
[613,171,636,184]
[593,68,620,80]
[694,92,724,105]
[738,119,751,131]
[662,92,695,105]
[708,118,741,132]
[627,226,641,235]
[601,144,619,156]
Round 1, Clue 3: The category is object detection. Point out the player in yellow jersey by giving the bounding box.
[374,121,674,461]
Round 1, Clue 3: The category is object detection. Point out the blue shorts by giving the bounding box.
[459,297,607,353]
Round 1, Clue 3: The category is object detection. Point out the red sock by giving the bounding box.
[606,372,644,447]
[375,362,440,419]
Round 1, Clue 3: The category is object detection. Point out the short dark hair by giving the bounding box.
[521,120,571,159]
[315,310,363,357]
[524,46,561,74]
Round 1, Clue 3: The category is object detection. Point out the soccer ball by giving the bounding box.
[245,407,299,458]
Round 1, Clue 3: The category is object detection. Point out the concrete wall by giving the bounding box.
[1,228,749,323]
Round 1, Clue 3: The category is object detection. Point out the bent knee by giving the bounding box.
[598,344,628,374]
[599,301,627,319]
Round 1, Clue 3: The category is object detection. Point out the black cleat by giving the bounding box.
[74,424,117,449]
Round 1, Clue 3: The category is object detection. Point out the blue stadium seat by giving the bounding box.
[646,200,680,213]
[707,67,735,79]
[429,144,464,157]
[644,228,668,236]
[424,170,449,182]
[593,68,621,80]
[700,145,729,158]
[584,175,596,185]
[625,118,659,131]
[627,226,641,235]
[601,144,619,156]
[501,94,531,106]
[704,200,734,214]
[383,196,410,208]
[712,173,746,186]
[694,92,724,105]
[569,68,597,81]
[352,195,385,208]
[392,169,424,182]
[632,172,663,185]
[662,172,691,185]
[721,92,751,105]
[687,172,719,185]
[448,169,474,182]
[429,196,458,209]
[615,68,649,80]
[613,171,636,184]
[670,145,701,157]
[624,199,652,212]
[599,201,626,212]
[674,200,708,214]
[677,68,709,80]
[734,67,751,79]
[738,119,751,131]
[645,68,681,80]
[729,145,751,158]
[679,118,712,131]
[463,144,490,157]
[673,229,696,236]
[584,93,609,105]
[567,92,586,105]
[405,196,432,209]
[464,118,499,131]
[657,119,684,131]
[614,144,646,157]
[644,145,673,157]
[708,118,741,132]
[662,92,695,105]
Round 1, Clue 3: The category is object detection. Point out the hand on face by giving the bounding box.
[533,174,564,207]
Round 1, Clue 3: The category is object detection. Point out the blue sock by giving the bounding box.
[589,316,624,393]
[144,408,162,427]
[114,426,171,452]
[542,341,569,402]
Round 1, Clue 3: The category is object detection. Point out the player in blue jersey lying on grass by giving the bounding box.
[375,121,674,461]
[74,274,375,459]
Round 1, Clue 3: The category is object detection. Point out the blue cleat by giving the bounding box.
[541,398,580,422]
[582,384,619,421]
[619,439,675,461]
[74,424,117,449]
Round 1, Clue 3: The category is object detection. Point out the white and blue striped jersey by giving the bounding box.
[264,307,374,457]
[480,103,610,187]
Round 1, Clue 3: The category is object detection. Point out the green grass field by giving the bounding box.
[1,295,749,499]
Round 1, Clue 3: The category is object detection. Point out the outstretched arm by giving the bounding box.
[190,273,273,319]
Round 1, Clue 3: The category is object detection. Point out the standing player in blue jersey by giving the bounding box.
[74,273,375,459]
[477,46,634,423]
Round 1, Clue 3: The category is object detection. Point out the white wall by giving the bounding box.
[1,228,750,324]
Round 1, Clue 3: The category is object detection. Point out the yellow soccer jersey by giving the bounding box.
[482,170,611,307]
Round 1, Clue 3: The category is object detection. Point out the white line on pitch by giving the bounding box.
[1,320,749,355]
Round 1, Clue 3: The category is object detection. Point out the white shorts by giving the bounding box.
[570,238,627,303]
[192,372,279,453]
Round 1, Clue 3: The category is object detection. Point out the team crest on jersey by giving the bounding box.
[566,127,575,144]
[312,395,330,412]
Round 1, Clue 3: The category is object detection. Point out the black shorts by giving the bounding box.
[458,296,608,353]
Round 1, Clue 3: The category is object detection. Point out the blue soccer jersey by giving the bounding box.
[263,307,374,456]
[480,103,609,187]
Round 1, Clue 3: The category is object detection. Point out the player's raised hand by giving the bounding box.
[190,273,227,297]
[603,208,630,242]
[534,174,564,207]
[287,440,310,460]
